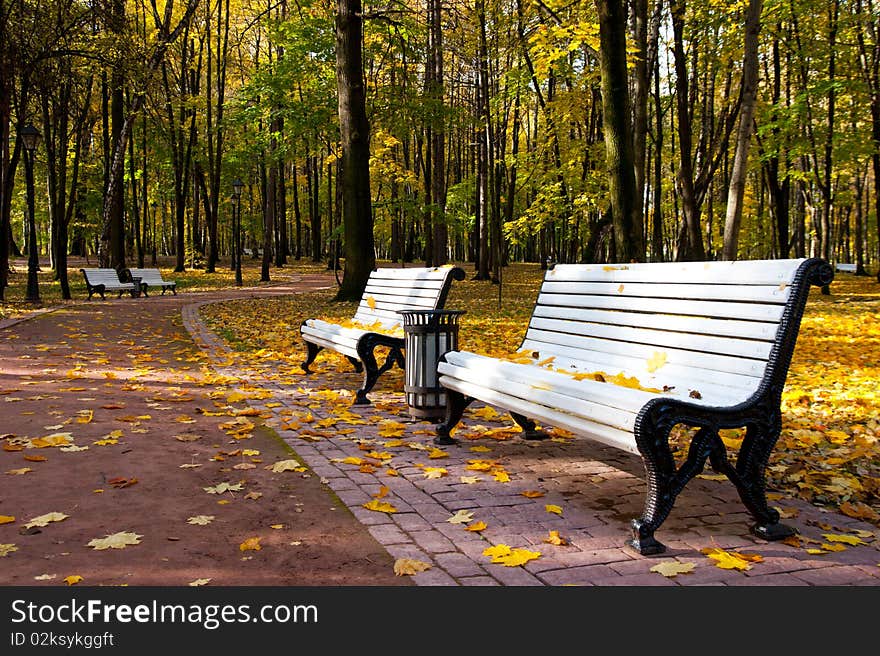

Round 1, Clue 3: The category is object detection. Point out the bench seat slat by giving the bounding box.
[527,316,774,361]
[532,305,779,341]
[438,374,640,455]
[522,329,766,378]
[514,346,762,402]
[441,350,749,409]
[539,280,791,304]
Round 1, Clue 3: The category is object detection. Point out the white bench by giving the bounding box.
[300,266,465,404]
[835,263,857,273]
[435,258,834,555]
[80,268,138,300]
[127,268,177,296]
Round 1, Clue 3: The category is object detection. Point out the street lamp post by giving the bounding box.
[21,124,41,303]
[232,179,244,287]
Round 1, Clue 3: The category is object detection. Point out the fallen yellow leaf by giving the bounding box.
[394,558,431,576]
[362,499,398,514]
[650,561,696,578]
[545,504,563,516]
[87,532,142,550]
[239,537,262,551]
[63,575,83,586]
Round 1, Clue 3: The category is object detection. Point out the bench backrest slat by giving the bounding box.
[349,266,464,328]
[521,258,818,404]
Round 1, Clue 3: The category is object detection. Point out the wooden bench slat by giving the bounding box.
[547,259,807,285]
[362,284,443,299]
[535,292,787,323]
[439,363,639,432]
[539,280,791,304]
[513,345,763,402]
[438,374,641,454]
[531,305,779,341]
[522,330,767,378]
[369,268,456,281]
[527,316,774,361]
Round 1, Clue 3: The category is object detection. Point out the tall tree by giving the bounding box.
[722,0,763,260]
[335,0,374,301]
[595,0,643,262]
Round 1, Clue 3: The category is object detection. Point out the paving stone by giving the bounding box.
[434,552,490,578]
[409,530,457,554]
[367,523,413,546]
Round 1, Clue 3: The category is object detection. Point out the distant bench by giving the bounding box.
[835,263,857,273]
[300,266,465,404]
[127,268,177,296]
[435,258,833,555]
[80,268,138,300]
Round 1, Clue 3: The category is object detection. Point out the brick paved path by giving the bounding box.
[183,284,880,586]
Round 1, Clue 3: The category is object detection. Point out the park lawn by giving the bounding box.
[200,262,880,526]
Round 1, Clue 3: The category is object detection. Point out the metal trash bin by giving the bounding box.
[397,309,465,421]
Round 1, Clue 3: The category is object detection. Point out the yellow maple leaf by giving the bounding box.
[0,515,15,525]
[470,406,500,420]
[423,467,448,479]
[543,530,569,546]
[75,410,93,424]
[521,490,545,498]
[266,459,302,473]
[187,515,215,525]
[393,558,431,576]
[489,547,541,567]
[822,533,866,546]
[24,512,68,529]
[239,537,262,551]
[493,470,510,483]
[460,475,482,484]
[466,521,487,532]
[545,504,563,516]
[5,468,31,476]
[373,486,390,499]
[470,445,492,453]
[362,499,398,514]
[30,433,73,448]
[650,561,696,578]
[0,543,18,557]
[189,578,212,586]
[226,391,246,403]
[63,575,83,586]
[701,547,763,570]
[87,531,142,550]
[427,448,448,459]
[646,351,668,373]
[447,510,475,524]
[483,544,512,560]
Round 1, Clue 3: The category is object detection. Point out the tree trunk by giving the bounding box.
[595,0,643,262]
[335,0,375,301]
[722,0,763,261]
